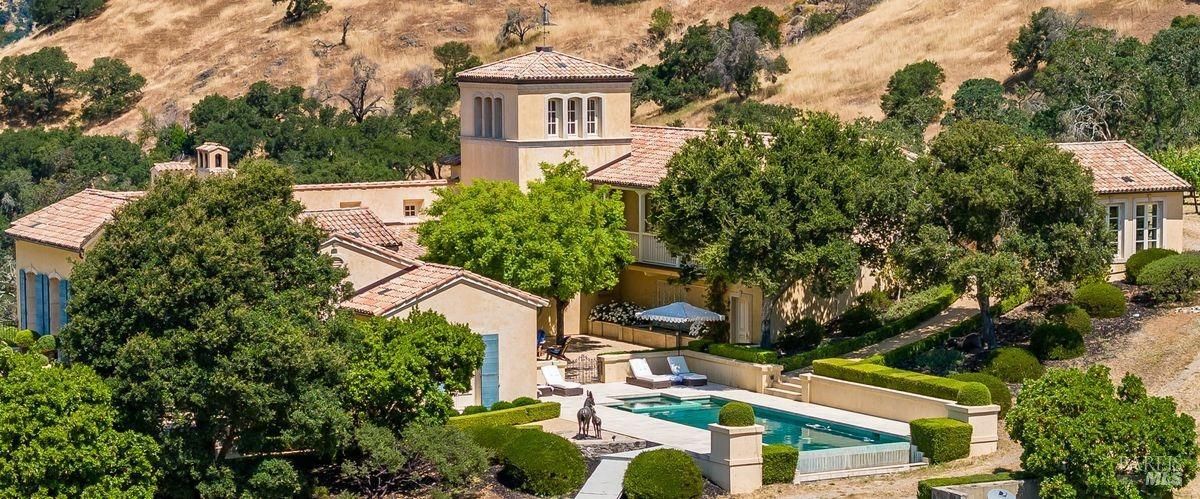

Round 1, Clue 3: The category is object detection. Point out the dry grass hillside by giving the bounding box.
[1,0,1196,135]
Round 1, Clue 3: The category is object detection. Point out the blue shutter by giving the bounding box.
[39,274,50,335]
[58,279,70,329]
[480,334,500,407]
[17,269,26,330]
[33,273,45,335]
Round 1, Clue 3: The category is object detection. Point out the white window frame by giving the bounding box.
[546,99,561,137]
[403,200,422,219]
[1107,203,1124,259]
[1135,201,1163,251]
[586,97,600,136]
[566,99,579,137]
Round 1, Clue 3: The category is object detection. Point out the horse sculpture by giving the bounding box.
[576,391,602,439]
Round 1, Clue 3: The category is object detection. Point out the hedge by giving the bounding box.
[686,338,715,352]
[449,402,561,429]
[1073,281,1126,318]
[762,444,799,485]
[981,347,1044,383]
[949,373,1011,418]
[883,287,1032,367]
[467,425,536,459]
[498,430,586,496]
[623,448,704,499]
[512,396,538,407]
[718,401,755,426]
[706,343,779,364]
[813,358,991,406]
[1125,247,1178,283]
[781,285,957,371]
[917,472,1028,499]
[910,418,972,464]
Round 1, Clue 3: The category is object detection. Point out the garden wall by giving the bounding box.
[589,320,700,349]
[597,350,782,393]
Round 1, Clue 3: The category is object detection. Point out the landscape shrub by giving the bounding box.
[981,347,1044,383]
[909,418,972,464]
[511,397,538,407]
[707,343,778,364]
[498,430,586,496]
[246,458,301,498]
[13,329,34,350]
[1073,281,1126,318]
[460,405,487,416]
[400,425,490,488]
[0,327,16,347]
[882,284,955,322]
[1138,252,1200,303]
[883,287,1032,367]
[622,448,704,499]
[588,301,644,325]
[1125,247,1178,283]
[33,334,56,354]
[467,425,533,460]
[718,401,756,426]
[1045,303,1092,336]
[949,373,1011,418]
[917,472,1025,499]
[910,348,964,376]
[1031,323,1085,360]
[448,402,561,429]
[686,338,714,352]
[812,358,992,406]
[834,304,883,336]
[489,400,515,411]
[774,318,823,354]
[762,444,799,484]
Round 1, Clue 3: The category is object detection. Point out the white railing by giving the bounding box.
[795,442,915,475]
[625,231,679,267]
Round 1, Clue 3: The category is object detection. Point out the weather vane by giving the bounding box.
[539,3,554,47]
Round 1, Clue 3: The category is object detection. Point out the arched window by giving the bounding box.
[493,97,504,138]
[586,97,601,136]
[473,97,483,137]
[547,98,561,137]
[566,98,580,137]
[483,97,493,138]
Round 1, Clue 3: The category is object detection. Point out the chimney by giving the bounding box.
[535,46,553,52]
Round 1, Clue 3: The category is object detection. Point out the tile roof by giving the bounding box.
[457,48,635,83]
[1055,141,1191,194]
[5,189,144,251]
[388,224,426,260]
[343,261,548,316]
[292,179,448,191]
[586,126,710,189]
[150,161,193,173]
[301,207,400,249]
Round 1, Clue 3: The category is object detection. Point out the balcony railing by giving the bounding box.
[626,231,680,268]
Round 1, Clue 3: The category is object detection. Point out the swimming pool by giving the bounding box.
[607,394,907,451]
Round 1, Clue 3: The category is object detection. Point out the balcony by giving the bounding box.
[626,231,680,268]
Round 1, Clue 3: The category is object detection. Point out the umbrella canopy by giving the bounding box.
[635,301,725,324]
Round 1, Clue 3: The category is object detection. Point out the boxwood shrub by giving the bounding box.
[1125,247,1178,283]
[511,396,538,407]
[706,343,779,364]
[718,401,755,426]
[623,448,704,499]
[490,400,515,411]
[812,358,992,406]
[460,405,488,416]
[949,373,1011,418]
[762,444,799,485]
[1031,323,1085,360]
[1073,281,1126,318]
[1045,303,1091,336]
[1138,252,1200,303]
[981,347,1044,383]
[449,402,561,429]
[498,430,586,496]
[909,418,972,464]
[467,425,535,460]
[686,338,714,352]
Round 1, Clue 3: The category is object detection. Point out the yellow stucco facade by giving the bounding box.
[292,180,445,226]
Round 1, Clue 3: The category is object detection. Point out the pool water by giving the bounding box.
[608,395,907,451]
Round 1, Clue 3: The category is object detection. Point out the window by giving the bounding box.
[473,97,483,136]
[1135,202,1162,251]
[483,97,493,138]
[547,99,560,137]
[404,200,422,218]
[566,99,579,136]
[493,97,503,138]
[586,98,600,135]
[1107,204,1123,258]
[339,201,362,208]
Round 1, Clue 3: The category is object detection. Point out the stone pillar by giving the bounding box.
[706,423,764,494]
[946,403,1000,456]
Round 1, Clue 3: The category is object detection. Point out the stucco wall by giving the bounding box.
[399,280,539,403]
[13,239,80,279]
[293,181,445,225]
[1097,190,1185,276]
[319,242,404,291]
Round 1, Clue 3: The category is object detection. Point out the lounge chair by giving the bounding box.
[667,356,708,386]
[540,364,584,396]
[626,358,675,389]
[546,335,573,361]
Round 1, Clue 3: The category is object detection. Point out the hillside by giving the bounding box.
[0,0,1196,135]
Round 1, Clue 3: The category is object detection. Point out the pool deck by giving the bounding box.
[545,382,911,456]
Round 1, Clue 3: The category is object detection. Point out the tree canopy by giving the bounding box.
[418,158,632,342]
[30,0,104,27]
[0,46,76,124]
[880,60,945,142]
[649,113,916,345]
[74,56,145,122]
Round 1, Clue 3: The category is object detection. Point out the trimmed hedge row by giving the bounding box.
[762,444,799,485]
[910,418,972,464]
[949,373,1011,418]
[883,287,1032,367]
[781,285,958,371]
[623,448,704,499]
[449,402,561,429]
[917,472,1027,499]
[706,343,779,364]
[813,358,992,406]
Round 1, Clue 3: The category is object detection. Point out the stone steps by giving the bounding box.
[764,387,803,401]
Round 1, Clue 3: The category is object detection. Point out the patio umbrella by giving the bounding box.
[635,302,725,354]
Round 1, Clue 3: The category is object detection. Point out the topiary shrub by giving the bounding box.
[1125,247,1178,283]
[623,448,704,499]
[1139,253,1200,303]
[460,405,488,416]
[909,418,972,464]
[1045,303,1092,336]
[13,330,34,350]
[467,425,534,462]
[718,401,755,427]
[1031,323,1085,360]
[511,397,538,407]
[774,318,823,354]
[498,430,586,496]
[955,382,992,406]
[982,347,1044,383]
[950,373,1012,418]
[762,444,798,485]
[490,400,515,411]
[1073,281,1126,318]
[33,334,56,354]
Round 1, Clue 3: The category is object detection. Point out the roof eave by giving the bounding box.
[456,76,636,85]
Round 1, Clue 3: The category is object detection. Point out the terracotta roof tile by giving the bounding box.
[4,189,144,251]
[457,49,634,83]
[343,261,548,315]
[292,179,448,191]
[388,224,426,260]
[586,126,710,189]
[301,207,400,248]
[1055,141,1191,194]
